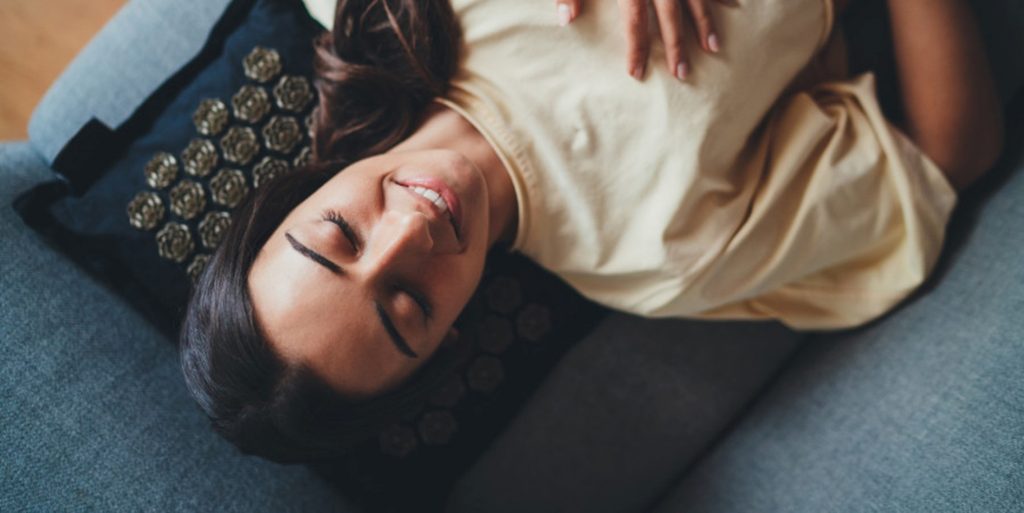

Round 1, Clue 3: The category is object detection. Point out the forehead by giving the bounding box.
[248,223,409,397]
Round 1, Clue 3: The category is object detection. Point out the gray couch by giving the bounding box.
[3,0,1022,511]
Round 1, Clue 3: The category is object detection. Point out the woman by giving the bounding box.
[181,0,1003,462]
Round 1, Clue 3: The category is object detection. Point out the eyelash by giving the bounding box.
[321,209,433,321]
[321,209,359,252]
[401,286,434,320]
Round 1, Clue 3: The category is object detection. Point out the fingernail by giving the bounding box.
[707,33,720,53]
[675,62,688,81]
[631,63,645,80]
[557,3,572,26]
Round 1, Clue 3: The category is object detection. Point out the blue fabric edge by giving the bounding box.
[27,0,236,166]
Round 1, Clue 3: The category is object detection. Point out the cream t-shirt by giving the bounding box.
[304,0,958,331]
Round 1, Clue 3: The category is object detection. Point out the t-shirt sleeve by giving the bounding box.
[301,0,335,29]
[662,72,959,331]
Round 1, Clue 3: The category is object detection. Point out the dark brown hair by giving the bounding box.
[311,0,461,164]
[179,0,464,463]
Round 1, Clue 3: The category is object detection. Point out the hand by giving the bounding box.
[555,0,737,81]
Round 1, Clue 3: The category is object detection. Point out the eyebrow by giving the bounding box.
[284,232,418,359]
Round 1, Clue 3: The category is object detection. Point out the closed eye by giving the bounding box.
[401,286,434,322]
[318,211,432,329]
[322,209,360,253]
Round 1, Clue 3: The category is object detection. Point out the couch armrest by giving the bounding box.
[27,0,234,166]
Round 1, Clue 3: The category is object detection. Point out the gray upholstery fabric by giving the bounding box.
[651,114,1024,512]
[28,0,233,165]
[447,315,804,513]
[0,142,358,512]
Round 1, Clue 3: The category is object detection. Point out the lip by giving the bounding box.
[394,177,464,242]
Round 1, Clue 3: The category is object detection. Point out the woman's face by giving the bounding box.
[248,148,492,397]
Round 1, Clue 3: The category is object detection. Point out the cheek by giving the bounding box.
[314,159,385,197]
[434,255,485,319]
[303,176,381,220]
[318,175,376,202]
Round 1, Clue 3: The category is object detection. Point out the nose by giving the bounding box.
[363,209,434,281]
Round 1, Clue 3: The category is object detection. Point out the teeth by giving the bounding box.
[410,185,450,215]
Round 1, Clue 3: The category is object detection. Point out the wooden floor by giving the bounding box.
[0,0,126,140]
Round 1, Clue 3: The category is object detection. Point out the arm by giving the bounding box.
[886,0,1003,191]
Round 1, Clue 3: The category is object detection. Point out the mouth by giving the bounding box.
[394,178,463,242]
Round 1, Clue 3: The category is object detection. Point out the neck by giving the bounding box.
[389,101,518,249]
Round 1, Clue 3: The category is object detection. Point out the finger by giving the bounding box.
[687,0,719,53]
[653,0,689,81]
[555,0,580,26]
[617,0,649,79]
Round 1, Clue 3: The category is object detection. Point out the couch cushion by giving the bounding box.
[651,97,1024,512]
[0,142,357,512]
[447,314,803,513]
